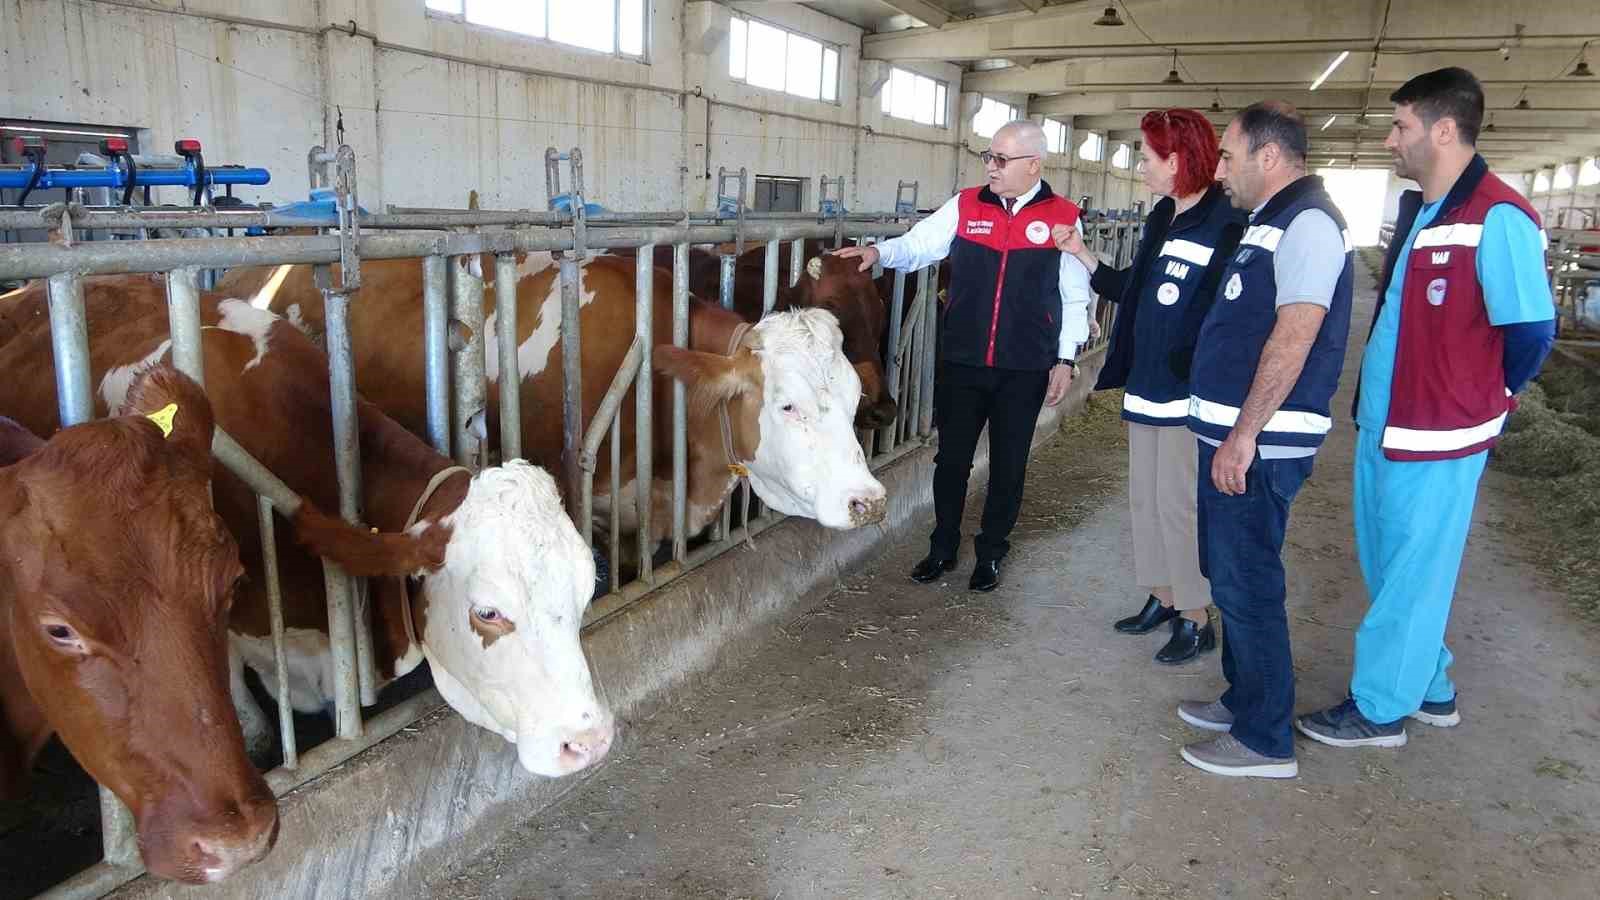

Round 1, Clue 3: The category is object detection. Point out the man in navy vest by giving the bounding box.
[1176,102,1355,778]
[837,121,1091,592]
[1297,69,1554,748]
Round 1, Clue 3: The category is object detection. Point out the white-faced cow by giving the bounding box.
[213,255,888,546]
[0,366,278,883]
[0,277,613,778]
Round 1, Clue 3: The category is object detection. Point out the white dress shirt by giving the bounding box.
[873,180,1093,360]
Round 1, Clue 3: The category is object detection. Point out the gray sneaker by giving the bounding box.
[1180,734,1298,779]
[1178,699,1233,732]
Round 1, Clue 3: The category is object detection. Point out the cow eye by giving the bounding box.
[472,606,502,623]
[41,619,88,654]
[782,404,797,414]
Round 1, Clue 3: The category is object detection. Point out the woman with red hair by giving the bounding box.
[1056,108,1246,664]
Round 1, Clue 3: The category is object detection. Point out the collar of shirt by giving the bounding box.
[1002,180,1042,213]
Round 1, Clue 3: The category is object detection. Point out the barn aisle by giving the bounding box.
[431,266,1600,900]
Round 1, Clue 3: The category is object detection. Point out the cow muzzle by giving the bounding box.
[142,789,279,884]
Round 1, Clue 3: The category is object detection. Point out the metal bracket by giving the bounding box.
[895,180,919,217]
[716,166,748,255]
[546,147,589,260]
[819,173,847,248]
[308,146,361,292]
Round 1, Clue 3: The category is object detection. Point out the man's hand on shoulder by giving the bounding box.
[833,244,879,272]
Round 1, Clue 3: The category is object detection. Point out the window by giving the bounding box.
[426,0,647,58]
[1533,171,1551,193]
[1111,143,1132,169]
[879,67,947,127]
[1042,118,1067,154]
[1553,163,1577,191]
[728,15,840,104]
[1078,132,1104,162]
[1580,158,1600,187]
[972,97,1017,138]
[754,176,806,212]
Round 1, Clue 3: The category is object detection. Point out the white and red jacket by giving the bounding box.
[876,181,1091,371]
[1372,156,1544,461]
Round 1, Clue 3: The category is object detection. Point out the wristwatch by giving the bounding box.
[1056,357,1077,371]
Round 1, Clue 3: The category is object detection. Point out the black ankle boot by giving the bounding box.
[1113,595,1178,634]
[1155,617,1217,664]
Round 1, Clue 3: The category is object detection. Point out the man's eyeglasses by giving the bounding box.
[980,151,1038,168]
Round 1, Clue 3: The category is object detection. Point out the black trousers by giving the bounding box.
[930,362,1050,563]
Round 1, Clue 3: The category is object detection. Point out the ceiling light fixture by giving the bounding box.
[1161,50,1182,85]
[1310,50,1350,91]
[1093,6,1126,26]
[1571,42,1594,77]
[1322,114,1338,131]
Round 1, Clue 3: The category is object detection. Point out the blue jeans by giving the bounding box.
[1196,441,1314,759]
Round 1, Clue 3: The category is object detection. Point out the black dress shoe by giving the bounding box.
[910,555,957,583]
[1155,617,1218,665]
[1113,595,1178,634]
[969,559,1001,592]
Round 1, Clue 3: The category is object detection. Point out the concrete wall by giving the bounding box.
[3,0,965,212]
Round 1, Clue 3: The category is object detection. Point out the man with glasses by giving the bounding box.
[838,120,1091,592]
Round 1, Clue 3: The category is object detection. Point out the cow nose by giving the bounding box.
[179,795,279,884]
[848,493,887,526]
[558,720,616,773]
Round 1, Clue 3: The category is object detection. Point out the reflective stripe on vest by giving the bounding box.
[1159,239,1215,266]
[1123,393,1191,419]
[1188,395,1333,435]
[1382,411,1507,453]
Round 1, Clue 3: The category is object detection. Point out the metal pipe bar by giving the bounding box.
[164,267,205,383]
[879,268,908,453]
[789,239,804,288]
[212,428,303,513]
[580,338,644,463]
[321,285,369,732]
[46,273,94,425]
[97,790,138,868]
[762,239,780,314]
[634,246,655,586]
[671,243,690,563]
[422,255,451,455]
[449,256,488,469]
[494,253,523,460]
[0,223,912,281]
[918,265,938,437]
[718,253,736,311]
[609,413,622,594]
[257,496,299,770]
[558,255,585,517]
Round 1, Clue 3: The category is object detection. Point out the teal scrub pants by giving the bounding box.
[1351,426,1488,724]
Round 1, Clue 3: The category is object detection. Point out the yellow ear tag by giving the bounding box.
[729,463,750,478]
[145,403,179,439]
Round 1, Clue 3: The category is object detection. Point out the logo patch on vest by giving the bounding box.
[1431,251,1450,265]
[1164,260,1191,279]
[1025,220,1051,245]
[1426,277,1447,306]
[1157,282,1181,306]
[965,219,994,235]
[1235,249,1256,265]
[1223,272,1243,301]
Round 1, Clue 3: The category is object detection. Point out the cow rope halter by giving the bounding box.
[397,465,473,649]
[719,321,758,549]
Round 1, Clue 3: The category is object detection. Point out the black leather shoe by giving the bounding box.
[969,559,1001,592]
[910,555,957,584]
[1114,595,1178,634]
[1155,617,1217,665]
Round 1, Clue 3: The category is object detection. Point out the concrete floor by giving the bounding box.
[430,267,1600,900]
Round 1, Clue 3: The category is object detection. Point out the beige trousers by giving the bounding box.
[1128,422,1210,611]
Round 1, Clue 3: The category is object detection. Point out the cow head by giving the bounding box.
[293,461,614,778]
[793,254,898,430]
[0,366,277,883]
[657,308,888,529]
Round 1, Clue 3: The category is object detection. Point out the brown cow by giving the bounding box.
[0,277,613,778]
[216,256,888,550]
[0,366,277,883]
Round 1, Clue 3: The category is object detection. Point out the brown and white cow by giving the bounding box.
[215,255,888,545]
[0,366,278,883]
[627,241,898,429]
[0,278,613,778]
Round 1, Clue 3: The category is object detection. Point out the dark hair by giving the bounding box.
[1389,67,1484,145]
[1140,109,1220,197]
[1235,101,1308,165]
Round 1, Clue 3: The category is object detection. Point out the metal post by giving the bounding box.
[634,245,655,584]
[46,273,94,425]
[558,255,585,516]
[258,496,299,769]
[879,268,907,452]
[100,790,139,867]
[672,242,690,562]
[494,253,522,460]
[165,267,205,383]
[718,252,736,310]
[918,265,937,436]
[762,239,780,314]
[450,255,488,469]
[422,254,451,455]
[321,283,370,728]
[788,238,804,288]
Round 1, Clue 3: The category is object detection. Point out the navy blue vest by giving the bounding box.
[1117,186,1246,426]
[1187,175,1354,451]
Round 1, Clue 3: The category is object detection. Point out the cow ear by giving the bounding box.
[654,346,758,415]
[806,257,824,281]
[0,417,45,468]
[291,500,449,578]
[120,365,216,468]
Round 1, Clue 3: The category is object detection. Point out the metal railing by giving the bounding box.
[1547,227,1600,332]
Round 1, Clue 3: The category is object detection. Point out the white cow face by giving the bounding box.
[418,461,615,777]
[660,309,889,530]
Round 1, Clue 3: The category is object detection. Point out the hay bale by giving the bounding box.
[1493,418,1600,478]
